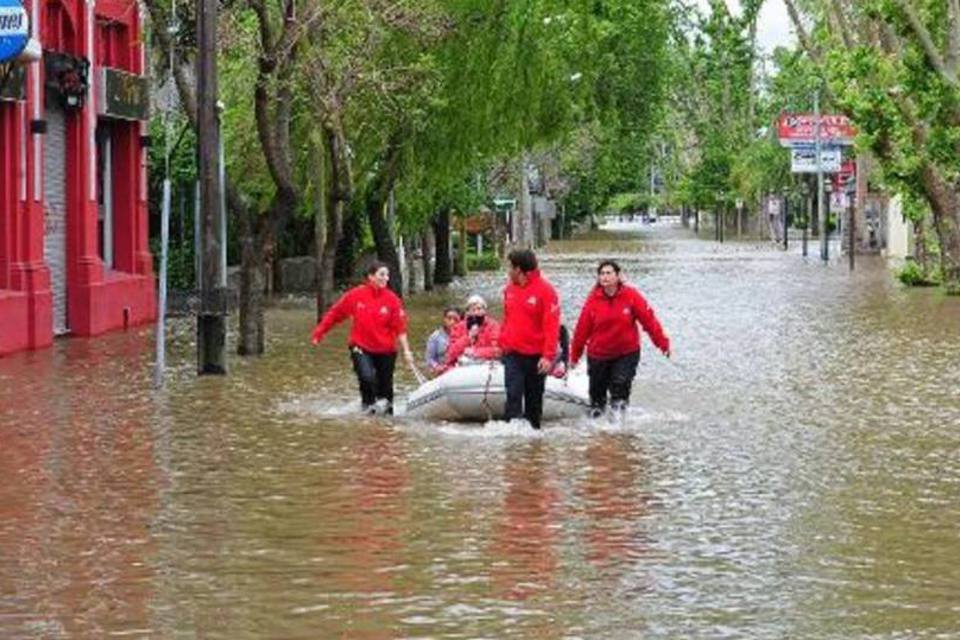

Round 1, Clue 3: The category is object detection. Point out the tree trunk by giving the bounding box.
[421,227,435,291]
[515,160,533,248]
[914,215,933,276]
[313,134,327,320]
[434,208,452,285]
[237,230,265,356]
[919,163,960,293]
[366,190,403,298]
[365,141,404,297]
[317,125,349,316]
[454,213,467,277]
[403,234,421,295]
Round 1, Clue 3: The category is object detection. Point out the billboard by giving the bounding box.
[778,113,856,147]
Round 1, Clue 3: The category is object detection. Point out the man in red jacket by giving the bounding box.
[311,262,415,414]
[571,260,670,418]
[499,249,561,429]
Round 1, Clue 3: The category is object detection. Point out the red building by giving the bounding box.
[0,0,154,356]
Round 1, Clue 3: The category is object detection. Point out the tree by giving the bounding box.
[783,0,960,291]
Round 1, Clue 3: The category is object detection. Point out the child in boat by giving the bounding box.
[425,306,462,375]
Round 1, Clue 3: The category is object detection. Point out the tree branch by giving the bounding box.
[896,0,957,87]
[948,0,960,74]
[782,0,821,64]
[828,0,854,50]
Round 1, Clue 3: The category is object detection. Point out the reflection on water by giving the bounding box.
[1,220,959,638]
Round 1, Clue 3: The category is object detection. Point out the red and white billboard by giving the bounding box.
[777,113,856,146]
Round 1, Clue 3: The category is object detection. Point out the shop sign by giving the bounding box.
[98,67,149,120]
[778,113,856,147]
[0,0,29,63]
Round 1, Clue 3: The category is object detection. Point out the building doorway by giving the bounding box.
[43,102,68,335]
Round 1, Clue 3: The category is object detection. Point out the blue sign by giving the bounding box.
[0,0,29,63]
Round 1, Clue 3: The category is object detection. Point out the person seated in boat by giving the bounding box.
[548,324,570,378]
[425,306,462,376]
[444,294,502,367]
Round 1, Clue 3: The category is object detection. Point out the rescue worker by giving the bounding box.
[570,260,671,418]
[499,249,561,430]
[311,262,415,414]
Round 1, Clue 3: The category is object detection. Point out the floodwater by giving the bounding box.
[2,220,959,639]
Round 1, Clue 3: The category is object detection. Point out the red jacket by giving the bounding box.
[311,283,407,354]
[571,283,669,363]
[499,270,561,360]
[445,317,501,365]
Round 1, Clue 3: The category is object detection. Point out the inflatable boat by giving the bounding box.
[405,360,591,422]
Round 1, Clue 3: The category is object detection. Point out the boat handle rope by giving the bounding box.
[481,360,495,422]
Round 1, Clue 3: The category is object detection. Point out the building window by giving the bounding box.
[96,123,113,268]
[43,1,77,53]
[96,21,131,71]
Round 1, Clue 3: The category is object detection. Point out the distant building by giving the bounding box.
[0,0,154,356]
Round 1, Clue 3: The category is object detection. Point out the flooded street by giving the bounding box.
[2,220,959,638]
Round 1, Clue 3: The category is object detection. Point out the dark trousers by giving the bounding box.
[350,347,396,410]
[587,350,640,411]
[503,353,547,429]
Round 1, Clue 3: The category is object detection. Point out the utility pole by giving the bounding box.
[815,89,828,263]
[847,182,855,272]
[783,195,789,251]
[196,0,227,374]
[803,179,810,258]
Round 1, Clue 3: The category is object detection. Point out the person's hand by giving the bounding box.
[464,347,475,358]
[468,324,480,340]
[404,350,415,367]
[537,357,552,375]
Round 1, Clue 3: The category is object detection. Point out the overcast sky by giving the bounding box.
[695,0,796,55]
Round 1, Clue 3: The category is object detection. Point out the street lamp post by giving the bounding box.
[782,191,789,251]
[736,197,743,239]
[846,179,856,272]
[824,180,834,263]
[815,89,828,263]
[800,180,809,258]
[716,192,724,243]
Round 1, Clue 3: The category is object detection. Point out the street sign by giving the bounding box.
[0,0,29,63]
[830,192,848,213]
[778,113,856,147]
[790,145,842,173]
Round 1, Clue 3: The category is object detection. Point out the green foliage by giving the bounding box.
[150,239,196,291]
[897,259,940,287]
[147,0,674,273]
[467,253,501,271]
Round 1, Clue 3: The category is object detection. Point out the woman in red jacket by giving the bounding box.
[444,294,502,368]
[311,262,415,415]
[570,260,670,417]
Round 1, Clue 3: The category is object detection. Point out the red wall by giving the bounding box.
[0,0,154,357]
